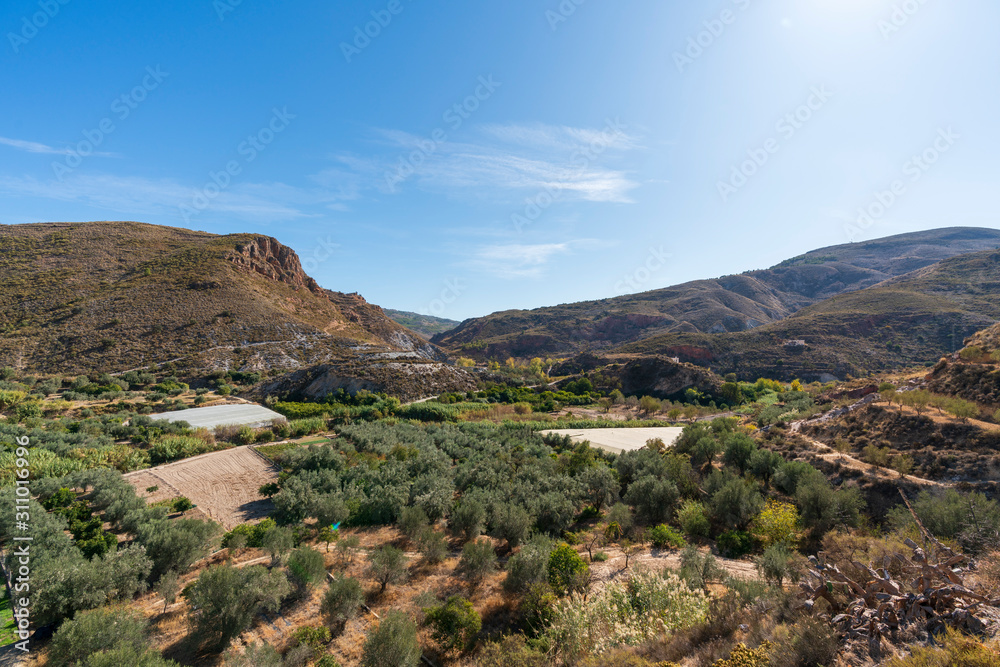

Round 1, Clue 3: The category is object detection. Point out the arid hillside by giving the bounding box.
[433,227,1000,361]
[0,222,471,399]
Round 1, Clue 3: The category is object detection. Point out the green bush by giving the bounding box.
[716,530,755,559]
[222,518,276,549]
[504,537,552,594]
[48,606,148,667]
[647,524,686,549]
[322,576,364,630]
[547,544,589,596]
[288,547,327,589]
[754,544,802,587]
[676,500,711,538]
[458,539,498,586]
[424,596,481,652]
[185,564,290,648]
[362,611,420,667]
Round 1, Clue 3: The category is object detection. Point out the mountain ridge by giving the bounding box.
[432,227,1000,361]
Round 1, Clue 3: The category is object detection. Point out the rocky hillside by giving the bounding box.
[614,247,1000,381]
[433,228,1000,360]
[0,222,471,399]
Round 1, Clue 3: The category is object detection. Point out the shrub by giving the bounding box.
[397,505,429,541]
[883,627,1000,666]
[361,611,421,667]
[716,530,755,559]
[504,537,553,594]
[292,625,332,656]
[679,546,725,591]
[647,524,686,550]
[424,596,482,652]
[750,500,799,548]
[186,564,290,648]
[171,497,193,513]
[48,606,148,667]
[322,576,364,630]
[261,525,294,566]
[548,544,590,596]
[544,569,708,661]
[624,476,679,526]
[416,528,449,564]
[367,545,408,594]
[754,544,803,587]
[458,538,498,586]
[222,518,275,549]
[288,547,327,590]
[676,500,711,538]
[591,551,609,562]
[714,642,773,667]
[450,499,485,541]
[521,583,558,636]
[710,477,763,531]
[768,618,837,667]
[946,398,979,422]
[491,503,533,548]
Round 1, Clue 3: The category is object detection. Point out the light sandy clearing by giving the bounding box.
[125,446,278,529]
[540,427,685,454]
[152,403,285,430]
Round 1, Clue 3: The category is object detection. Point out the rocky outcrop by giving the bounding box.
[611,356,722,400]
[228,236,321,293]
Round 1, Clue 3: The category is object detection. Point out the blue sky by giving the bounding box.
[2,0,998,320]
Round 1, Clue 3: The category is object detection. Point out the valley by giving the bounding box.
[1,221,999,667]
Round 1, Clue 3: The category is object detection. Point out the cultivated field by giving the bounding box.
[152,403,285,429]
[539,426,685,454]
[125,446,278,529]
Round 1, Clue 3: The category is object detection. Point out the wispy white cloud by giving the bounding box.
[0,172,353,224]
[359,121,642,204]
[0,136,118,158]
[461,240,605,279]
[478,122,638,152]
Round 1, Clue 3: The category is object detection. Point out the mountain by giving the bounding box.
[616,246,1000,382]
[0,222,472,398]
[432,228,1000,360]
[384,309,461,339]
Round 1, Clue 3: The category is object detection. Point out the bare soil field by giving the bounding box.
[125,446,279,529]
[539,427,685,454]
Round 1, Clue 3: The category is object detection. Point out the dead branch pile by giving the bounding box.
[800,539,1000,643]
